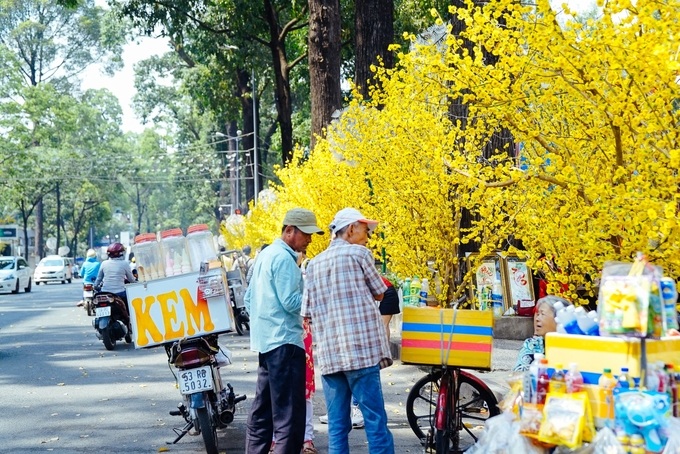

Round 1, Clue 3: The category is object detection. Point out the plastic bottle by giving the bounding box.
[575,306,599,336]
[617,367,635,390]
[526,353,545,404]
[186,224,218,272]
[478,286,490,311]
[419,278,429,307]
[402,278,412,307]
[132,232,165,281]
[660,277,679,331]
[646,362,660,392]
[551,301,566,332]
[535,358,550,405]
[671,364,679,417]
[550,363,567,394]
[160,228,190,277]
[658,361,669,393]
[565,362,584,393]
[491,282,504,316]
[598,368,616,428]
[555,305,583,335]
[410,276,421,306]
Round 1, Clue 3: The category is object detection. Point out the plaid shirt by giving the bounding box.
[302,238,391,375]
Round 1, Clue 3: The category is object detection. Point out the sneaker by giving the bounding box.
[301,440,318,454]
[351,405,364,429]
[319,413,328,424]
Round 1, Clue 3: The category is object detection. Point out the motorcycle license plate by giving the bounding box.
[83,291,94,297]
[178,366,214,395]
[95,306,111,317]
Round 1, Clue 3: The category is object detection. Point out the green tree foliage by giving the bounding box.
[0,0,126,258]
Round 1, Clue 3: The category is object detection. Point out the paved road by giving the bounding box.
[0,282,520,453]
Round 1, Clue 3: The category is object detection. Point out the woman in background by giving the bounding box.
[513,295,571,372]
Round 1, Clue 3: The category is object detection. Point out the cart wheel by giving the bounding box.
[406,369,499,453]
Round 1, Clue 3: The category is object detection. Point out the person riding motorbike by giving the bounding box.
[94,243,137,327]
[80,249,101,284]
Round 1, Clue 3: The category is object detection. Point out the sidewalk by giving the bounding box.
[221,328,522,453]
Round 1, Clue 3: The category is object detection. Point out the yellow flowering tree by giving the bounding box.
[224,0,680,305]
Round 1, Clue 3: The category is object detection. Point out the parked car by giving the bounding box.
[0,256,33,294]
[34,255,73,285]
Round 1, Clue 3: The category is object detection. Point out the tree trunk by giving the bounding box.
[308,0,342,150]
[36,198,44,260]
[354,0,394,101]
[449,0,515,292]
[237,69,255,208]
[264,0,295,165]
[56,183,61,253]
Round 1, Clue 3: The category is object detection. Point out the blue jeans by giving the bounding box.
[321,365,394,454]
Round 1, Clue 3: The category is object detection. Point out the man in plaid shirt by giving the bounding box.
[302,208,394,454]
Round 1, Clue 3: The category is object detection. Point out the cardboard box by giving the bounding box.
[544,332,680,427]
[401,306,494,370]
[126,269,235,349]
[545,332,680,384]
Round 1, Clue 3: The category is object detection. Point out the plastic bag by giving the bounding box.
[661,417,680,454]
[465,412,547,453]
[598,258,662,338]
[590,427,626,454]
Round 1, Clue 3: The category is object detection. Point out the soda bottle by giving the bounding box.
[550,363,567,394]
[671,364,679,417]
[410,276,421,306]
[598,368,616,428]
[402,278,412,307]
[555,305,583,335]
[575,306,599,336]
[535,358,550,405]
[660,277,679,331]
[658,361,669,393]
[419,278,429,307]
[491,282,504,316]
[646,362,660,392]
[617,367,635,389]
[565,362,584,393]
[525,353,545,404]
[478,285,490,311]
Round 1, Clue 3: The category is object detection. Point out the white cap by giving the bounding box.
[329,208,379,235]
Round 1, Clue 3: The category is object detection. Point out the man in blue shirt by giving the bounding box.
[244,208,324,454]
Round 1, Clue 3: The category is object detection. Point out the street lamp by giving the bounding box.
[235,130,242,211]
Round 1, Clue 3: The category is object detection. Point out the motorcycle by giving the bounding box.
[82,282,95,316]
[225,269,250,336]
[92,291,132,350]
[166,336,246,454]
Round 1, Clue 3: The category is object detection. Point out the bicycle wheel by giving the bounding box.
[406,369,499,453]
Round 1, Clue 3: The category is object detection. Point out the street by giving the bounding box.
[0,282,517,453]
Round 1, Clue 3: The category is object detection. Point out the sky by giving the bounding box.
[82,0,597,134]
[81,35,168,133]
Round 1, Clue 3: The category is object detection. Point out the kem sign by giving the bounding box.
[126,272,234,348]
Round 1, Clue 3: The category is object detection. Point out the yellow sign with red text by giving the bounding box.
[126,271,235,348]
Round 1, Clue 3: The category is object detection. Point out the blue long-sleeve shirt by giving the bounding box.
[80,257,101,284]
[244,238,304,354]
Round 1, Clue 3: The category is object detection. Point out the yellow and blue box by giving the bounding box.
[545,332,680,427]
[400,306,494,370]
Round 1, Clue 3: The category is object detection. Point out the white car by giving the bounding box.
[0,256,33,294]
[33,255,73,285]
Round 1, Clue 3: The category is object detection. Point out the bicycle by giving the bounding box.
[404,303,500,453]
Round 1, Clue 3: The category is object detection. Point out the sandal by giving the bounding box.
[301,440,318,454]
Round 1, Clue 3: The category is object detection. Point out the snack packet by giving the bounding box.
[538,393,587,449]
